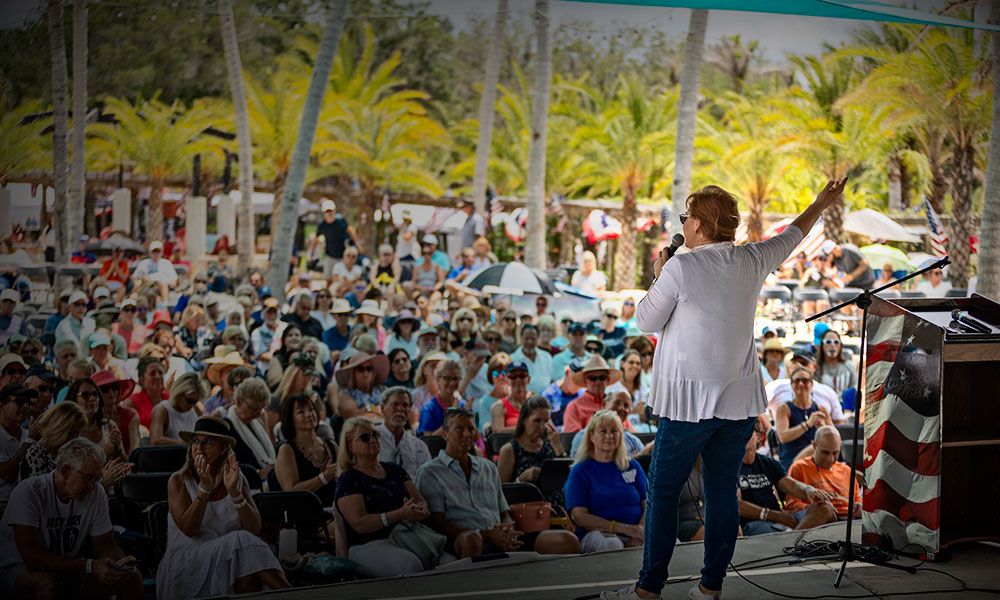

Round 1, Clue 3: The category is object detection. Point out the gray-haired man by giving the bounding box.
[378,387,431,478]
[0,438,142,600]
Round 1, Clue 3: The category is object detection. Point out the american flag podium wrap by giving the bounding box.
[861,293,1000,558]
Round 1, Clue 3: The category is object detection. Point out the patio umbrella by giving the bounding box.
[860,244,913,272]
[466,262,559,295]
[86,236,147,255]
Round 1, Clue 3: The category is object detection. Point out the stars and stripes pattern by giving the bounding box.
[504,207,528,242]
[861,298,943,553]
[423,207,459,234]
[923,199,949,258]
[486,187,504,226]
[581,209,623,244]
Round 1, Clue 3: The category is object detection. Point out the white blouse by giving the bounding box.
[636,225,803,423]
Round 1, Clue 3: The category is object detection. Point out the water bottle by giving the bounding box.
[278,510,298,561]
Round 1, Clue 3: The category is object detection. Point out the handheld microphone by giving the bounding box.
[667,233,685,258]
[951,309,992,334]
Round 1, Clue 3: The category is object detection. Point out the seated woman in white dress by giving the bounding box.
[158,416,290,600]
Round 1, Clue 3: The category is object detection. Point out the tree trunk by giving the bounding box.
[824,195,845,244]
[148,179,164,242]
[270,168,287,237]
[218,0,255,275]
[84,185,96,237]
[980,0,1000,300]
[640,224,657,289]
[899,156,912,209]
[670,9,708,236]
[927,132,948,215]
[359,187,378,255]
[47,0,70,262]
[887,154,902,213]
[747,199,764,242]
[470,0,507,212]
[70,0,87,251]
[948,142,974,289]
[614,186,638,290]
[267,0,348,299]
[523,0,551,270]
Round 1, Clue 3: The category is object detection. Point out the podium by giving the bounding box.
[860,293,1000,557]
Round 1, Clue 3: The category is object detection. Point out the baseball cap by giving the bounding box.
[80,234,90,242]
[568,322,586,334]
[819,240,836,257]
[322,199,336,213]
[26,364,57,381]
[792,348,817,363]
[0,383,38,403]
[93,286,111,299]
[422,234,438,246]
[0,354,28,373]
[508,361,530,374]
[0,289,18,303]
[149,241,164,252]
[263,297,280,310]
[568,356,588,373]
[121,298,137,309]
[89,331,112,348]
[68,291,89,305]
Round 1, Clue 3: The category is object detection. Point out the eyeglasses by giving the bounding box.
[503,317,516,322]
[122,306,136,313]
[392,357,410,365]
[356,365,374,373]
[78,391,99,400]
[72,468,103,484]
[137,307,149,312]
[586,346,603,353]
[356,432,377,443]
[99,385,119,395]
[491,369,508,378]
[190,436,220,448]
[791,378,812,385]
[72,301,87,307]
[586,374,609,382]
[36,385,55,394]
[823,339,841,345]
[604,314,617,319]
[623,301,635,306]
[679,213,690,224]
[458,317,472,323]
[439,375,461,383]
[195,279,207,284]
[484,337,501,343]
[640,352,653,357]
[508,372,529,380]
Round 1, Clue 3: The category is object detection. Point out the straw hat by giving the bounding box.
[355,299,384,318]
[204,347,249,386]
[571,355,623,387]
[335,351,390,388]
[330,298,353,314]
[762,338,788,355]
[178,416,237,447]
[92,369,136,400]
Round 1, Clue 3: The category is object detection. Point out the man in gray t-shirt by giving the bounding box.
[820,241,875,289]
[0,438,141,599]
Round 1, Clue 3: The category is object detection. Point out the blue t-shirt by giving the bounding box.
[539,381,583,427]
[322,326,351,352]
[417,396,466,436]
[44,313,65,333]
[564,457,647,538]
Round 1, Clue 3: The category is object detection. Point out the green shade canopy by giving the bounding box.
[566,0,1000,31]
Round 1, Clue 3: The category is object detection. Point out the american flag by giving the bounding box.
[761,216,828,271]
[923,198,949,257]
[423,207,459,234]
[861,297,943,553]
[486,186,504,226]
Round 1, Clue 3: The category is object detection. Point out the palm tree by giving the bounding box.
[524,0,551,271]
[670,9,709,236]
[217,0,255,274]
[267,0,348,298]
[980,0,1000,300]
[0,99,51,184]
[569,75,676,289]
[69,0,87,247]
[47,0,70,261]
[470,0,508,212]
[88,97,214,243]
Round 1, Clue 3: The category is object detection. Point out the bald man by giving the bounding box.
[785,426,861,519]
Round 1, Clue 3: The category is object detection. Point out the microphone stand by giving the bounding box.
[806,256,950,587]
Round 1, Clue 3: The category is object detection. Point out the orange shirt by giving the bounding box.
[785,455,859,517]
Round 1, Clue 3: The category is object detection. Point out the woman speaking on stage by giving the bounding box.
[600,178,846,600]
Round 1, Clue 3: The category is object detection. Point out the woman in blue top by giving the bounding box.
[417,359,465,436]
[564,410,647,554]
[774,367,832,471]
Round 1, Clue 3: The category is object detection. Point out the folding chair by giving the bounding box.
[537,458,573,497]
[239,464,263,492]
[421,435,447,457]
[635,432,655,446]
[253,491,334,553]
[487,432,513,458]
[130,446,187,473]
[635,454,652,475]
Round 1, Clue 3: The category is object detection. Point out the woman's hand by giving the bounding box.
[516,466,541,482]
[653,247,670,280]
[813,178,848,212]
[194,451,221,490]
[805,410,825,429]
[222,452,240,497]
[321,459,337,484]
[544,421,561,448]
[107,423,122,454]
[396,497,429,522]
[102,457,132,488]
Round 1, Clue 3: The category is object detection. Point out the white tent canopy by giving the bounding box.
[844,208,924,243]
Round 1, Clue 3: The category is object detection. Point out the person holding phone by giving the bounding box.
[159,417,289,599]
[0,437,143,600]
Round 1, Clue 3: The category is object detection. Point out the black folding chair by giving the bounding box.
[635,432,655,446]
[537,458,573,497]
[421,435,447,457]
[487,432,513,458]
[635,454,652,475]
[559,432,576,455]
[253,491,333,552]
[148,501,170,568]
[117,472,172,504]
[240,464,263,492]
[129,446,187,473]
[502,482,544,505]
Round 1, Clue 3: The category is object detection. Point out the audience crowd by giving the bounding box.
[0,203,864,598]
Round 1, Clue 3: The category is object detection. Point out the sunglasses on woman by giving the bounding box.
[356,365,374,373]
[356,432,377,443]
[823,339,841,345]
[679,213,690,224]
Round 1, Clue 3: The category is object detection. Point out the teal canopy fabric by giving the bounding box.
[566,0,1000,31]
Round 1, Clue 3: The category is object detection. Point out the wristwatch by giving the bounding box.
[85,559,93,574]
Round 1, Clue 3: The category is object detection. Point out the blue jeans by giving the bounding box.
[638,416,756,594]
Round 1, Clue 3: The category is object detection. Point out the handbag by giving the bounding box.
[509,501,552,534]
[387,520,446,570]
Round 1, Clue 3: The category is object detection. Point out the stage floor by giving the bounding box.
[243,522,1000,600]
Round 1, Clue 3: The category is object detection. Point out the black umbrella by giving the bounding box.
[466,262,559,295]
[86,235,148,255]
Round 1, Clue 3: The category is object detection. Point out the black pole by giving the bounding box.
[221,152,232,194]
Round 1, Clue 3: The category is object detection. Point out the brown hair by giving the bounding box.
[686,185,741,243]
